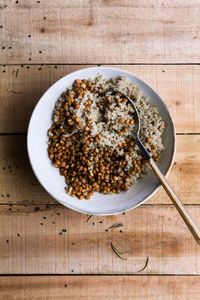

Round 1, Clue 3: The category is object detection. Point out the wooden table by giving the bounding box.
[0,1,200,299]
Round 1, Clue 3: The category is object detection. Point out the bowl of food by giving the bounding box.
[27,67,175,215]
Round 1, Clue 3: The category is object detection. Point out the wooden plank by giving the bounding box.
[0,65,200,133]
[119,65,200,134]
[0,135,55,205]
[0,65,92,133]
[1,1,200,63]
[0,204,200,274]
[1,276,200,300]
[0,135,199,205]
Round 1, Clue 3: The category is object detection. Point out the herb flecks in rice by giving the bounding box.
[47,76,165,199]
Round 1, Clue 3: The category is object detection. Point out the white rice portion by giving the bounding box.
[53,76,165,185]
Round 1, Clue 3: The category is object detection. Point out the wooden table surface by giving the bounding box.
[1,1,200,299]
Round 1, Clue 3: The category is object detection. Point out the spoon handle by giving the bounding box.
[149,158,200,245]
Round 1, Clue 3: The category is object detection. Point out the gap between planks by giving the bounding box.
[0,274,200,277]
[3,63,200,66]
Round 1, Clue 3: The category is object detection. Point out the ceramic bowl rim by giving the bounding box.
[27,66,176,216]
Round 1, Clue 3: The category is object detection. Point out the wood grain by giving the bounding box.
[0,135,200,205]
[1,0,200,294]
[0,204,200,274]
[1,1,200,63]
[0,65,200,133]
[1,275,200,300]
[0,65,91,133]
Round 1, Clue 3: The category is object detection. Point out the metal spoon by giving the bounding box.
[113,91,200,245]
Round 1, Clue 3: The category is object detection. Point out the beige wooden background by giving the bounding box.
[0,1,200,299]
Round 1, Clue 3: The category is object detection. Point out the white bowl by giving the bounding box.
[27,67,175,215]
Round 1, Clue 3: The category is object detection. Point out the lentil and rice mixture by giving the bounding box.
[47,76,165,200]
